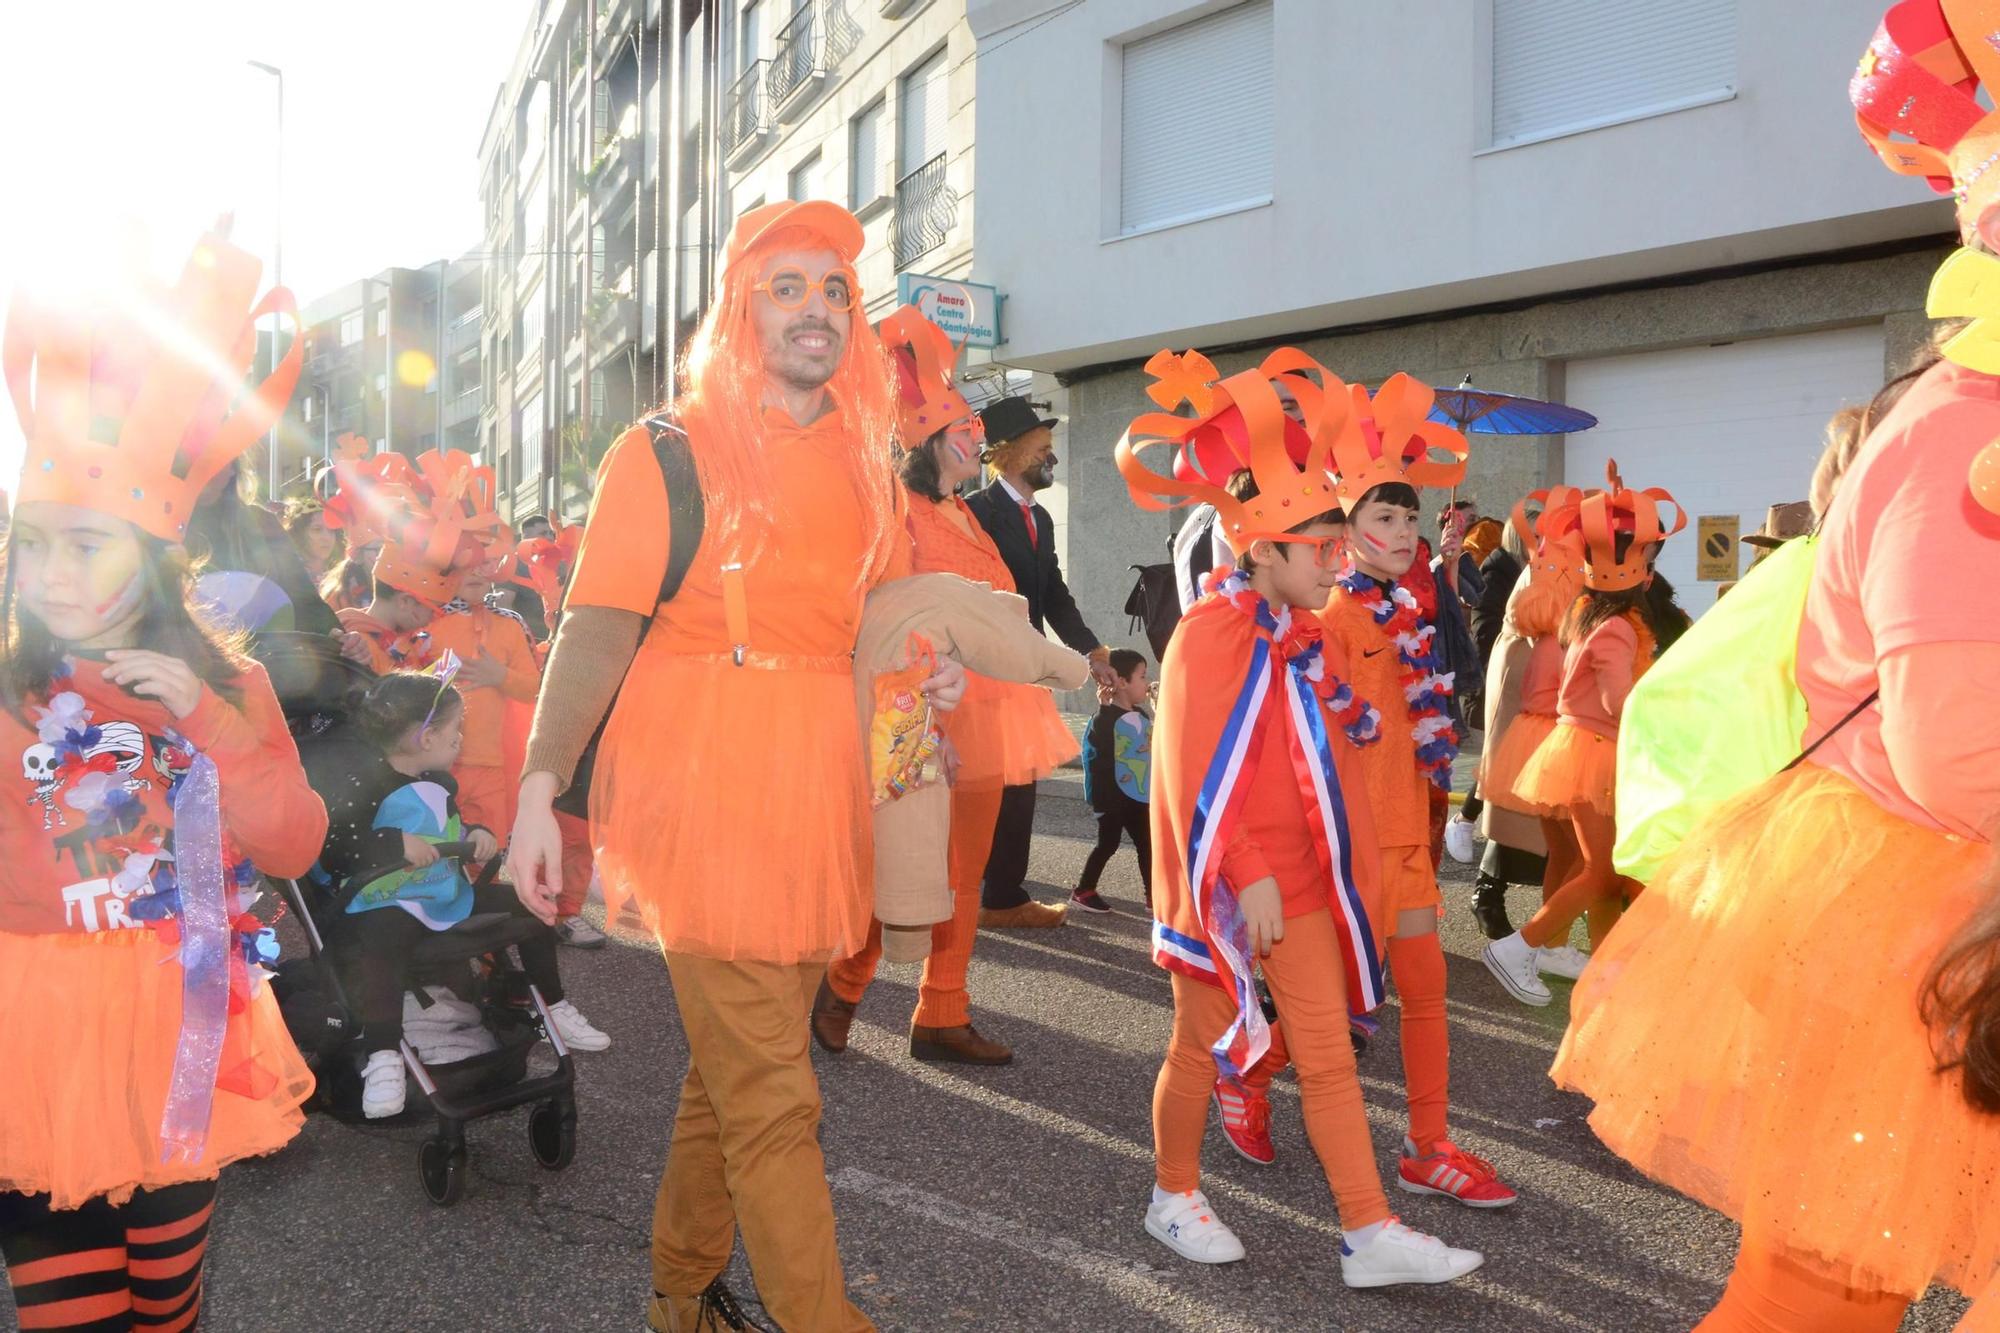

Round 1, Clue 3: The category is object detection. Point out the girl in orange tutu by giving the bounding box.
[0,228,326,1327]
[1482,466,1684,1006]
[815,305,1080,1066]
[1552,11,2000,1322]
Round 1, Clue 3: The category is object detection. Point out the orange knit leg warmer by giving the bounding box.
[1389,931,1450,1156]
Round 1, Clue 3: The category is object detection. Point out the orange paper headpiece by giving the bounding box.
[1117,347,1346,557]
[1331,375,1470,511]
[1573,461,1686,592]
[4,226,302,543]
[879,304,979,447]
[1851,0,2000,242]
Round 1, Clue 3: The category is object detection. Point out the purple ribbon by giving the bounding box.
[158,753,230,1165]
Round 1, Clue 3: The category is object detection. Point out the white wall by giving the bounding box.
[968,0,1952,371]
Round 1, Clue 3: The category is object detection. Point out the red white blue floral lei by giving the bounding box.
[1335,570,1458,790]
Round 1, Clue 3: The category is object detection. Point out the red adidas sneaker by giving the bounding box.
[1212,1079,1275,1166]
[1397,1138,1517,1208]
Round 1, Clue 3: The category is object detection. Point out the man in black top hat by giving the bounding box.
[965,396,1115,928]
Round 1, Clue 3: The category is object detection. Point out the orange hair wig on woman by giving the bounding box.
[673,218,900,588]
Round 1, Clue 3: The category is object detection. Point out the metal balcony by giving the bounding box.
[589,134,639,207]
[723,60,772,165]
[890,153,955,269]
[769,2,832,120]
[444,387,482,430]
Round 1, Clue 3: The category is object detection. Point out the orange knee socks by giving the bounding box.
[1389,933,1449,1155]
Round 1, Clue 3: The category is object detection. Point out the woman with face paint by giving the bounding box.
[0,229,327,1330]
[813,306,1081,1068]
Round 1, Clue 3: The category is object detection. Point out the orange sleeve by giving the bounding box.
[566,426,672,616]
[496,613,541,703]
[1220,828,1275,892]
[178,665,329,878]
[1589,618,1639,722]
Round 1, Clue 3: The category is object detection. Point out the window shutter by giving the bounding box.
[900,49,948,177]
[851,100,884,206]
[1119,0,1273,236]
[1491,0,1736,148]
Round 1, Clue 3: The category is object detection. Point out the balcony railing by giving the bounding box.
[769,3,829,117]
[444,387,482,429]
[724,60,771,161]
[890,153,955,269]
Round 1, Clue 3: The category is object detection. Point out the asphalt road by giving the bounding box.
[4,774,1975,1332]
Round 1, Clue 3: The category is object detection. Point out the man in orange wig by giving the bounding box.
[506,200,964,1332]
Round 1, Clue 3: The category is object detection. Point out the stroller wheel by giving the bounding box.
[419,1137,468,1205]
[528,1096,577,1171]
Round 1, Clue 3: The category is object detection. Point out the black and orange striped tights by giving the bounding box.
[1,1180,215,1331]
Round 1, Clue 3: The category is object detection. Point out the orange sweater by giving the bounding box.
[1321,588,1431,849]
[0,658,327,936]
[427,603,541,769]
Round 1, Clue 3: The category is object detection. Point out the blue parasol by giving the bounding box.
[1427,379,1598,435]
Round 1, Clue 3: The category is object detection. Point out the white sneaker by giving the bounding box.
[547,998,611,1051]
[1536,945,1592,980]
[1444,815,1479,865]
[360,1049,406,1119]
[1144,1189,1246,1264]
[555,915,608,949]
[1340,1219,1483,1288]
[1481,932,1552,1007]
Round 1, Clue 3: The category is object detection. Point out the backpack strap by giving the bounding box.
[643,414,705,605]
[1781,689,1880,773]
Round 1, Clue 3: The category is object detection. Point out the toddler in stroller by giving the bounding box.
[305,671,609,1119]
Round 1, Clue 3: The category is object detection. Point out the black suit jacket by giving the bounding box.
[965,480,1101,655]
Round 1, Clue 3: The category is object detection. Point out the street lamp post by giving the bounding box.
[248,60,284,500]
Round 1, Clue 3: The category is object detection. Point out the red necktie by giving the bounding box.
[1020,501,1038,550]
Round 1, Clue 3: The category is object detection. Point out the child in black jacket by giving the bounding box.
[1071,649,1154,913]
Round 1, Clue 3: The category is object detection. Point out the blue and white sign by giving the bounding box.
[896,273,1003,349]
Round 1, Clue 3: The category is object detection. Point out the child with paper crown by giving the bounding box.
[1483,464,1686,1007]
[817,305,1086,1067]
[323,449,477,673]
[1119,347,1483,1288]
[1543,8,2000,1325]
[0,227,328,1322]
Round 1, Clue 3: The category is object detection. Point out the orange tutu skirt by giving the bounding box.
[947,673,1078,791]
[1481,710,1559,815]
[591,640,871,965]
[1511,720,1617,815]
[1553,763,2000,1298]
[0,929,313,1209]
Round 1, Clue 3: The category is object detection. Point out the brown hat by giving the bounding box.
[1742,500,1813,550]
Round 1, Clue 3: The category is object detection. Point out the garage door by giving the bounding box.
[1562,325,1885,615]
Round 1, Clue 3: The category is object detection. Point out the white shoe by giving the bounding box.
[1340,1219,1483,1288]
[555,915,608,949]
[1536,945,1592,980]
[360,1049,406,1119]
[1144,1189,1246,1264]
[1482,932,1552,1007]
[1444,815,1478,865]
[547,998,611,1051]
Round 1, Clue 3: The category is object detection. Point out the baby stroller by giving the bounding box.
[276,847,580,1205]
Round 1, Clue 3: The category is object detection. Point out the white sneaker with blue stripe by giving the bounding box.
[1339,1219,1483,1288]
[1144,1189,1246,1264]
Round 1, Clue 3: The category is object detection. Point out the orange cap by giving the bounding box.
[722,200,865,278]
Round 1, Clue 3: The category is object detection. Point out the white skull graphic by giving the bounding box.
[22,743,58,785]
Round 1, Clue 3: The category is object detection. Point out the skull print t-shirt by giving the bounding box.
[0,657,328,936]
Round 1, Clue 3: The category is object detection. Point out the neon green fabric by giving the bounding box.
[1613,536,1817,881]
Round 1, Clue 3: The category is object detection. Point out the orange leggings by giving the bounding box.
[1154,910,1392,1232]
[555,810,595,919]
[825,784,1003,1029]
[1521,802,1636,950]
[1694,1237,1909,1332]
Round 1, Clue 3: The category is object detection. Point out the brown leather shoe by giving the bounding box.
[910,1022,1014,1065]
[977,900,1068,929]
[810,976,857,1054]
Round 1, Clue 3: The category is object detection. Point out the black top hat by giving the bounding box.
[977,396,1059,448]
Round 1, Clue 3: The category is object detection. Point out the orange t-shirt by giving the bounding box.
[1321,588,1430,849]
[427,604,540,770]
[1797,360,2000,839]
[1554,616,1638,740]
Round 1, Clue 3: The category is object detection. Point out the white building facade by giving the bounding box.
[969,0,1954,634]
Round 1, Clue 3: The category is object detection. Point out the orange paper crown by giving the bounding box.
[879,304,979,448]
[324,447,506,604]
[1117,347,1348,556]
[1852,0,2000,242]
[3,226,301,542]
[1569,461,1686,592]
[1331,375,1470,510]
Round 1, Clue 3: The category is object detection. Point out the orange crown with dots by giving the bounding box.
[3,226,301,543]
[323,447,506,604]
[879,304,981,450]
[1567,461,1686,593]
[1330,374,1470,511]
[1852,0,2000,243]
[1510,485,1590,577]
[1117,347,1352,557]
